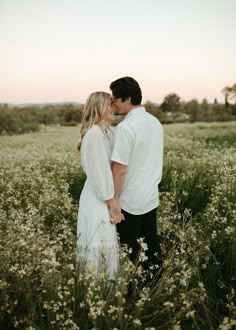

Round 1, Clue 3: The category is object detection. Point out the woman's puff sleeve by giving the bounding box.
[82,128,114,202]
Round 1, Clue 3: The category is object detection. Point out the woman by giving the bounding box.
[76,91,124,277]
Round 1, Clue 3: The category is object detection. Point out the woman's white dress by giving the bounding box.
[77,125,119,277]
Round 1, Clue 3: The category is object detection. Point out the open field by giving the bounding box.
[0,122,236,329]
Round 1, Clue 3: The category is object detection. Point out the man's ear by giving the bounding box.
[126,97,131,104]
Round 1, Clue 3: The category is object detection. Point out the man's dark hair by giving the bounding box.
[109,76,142,105]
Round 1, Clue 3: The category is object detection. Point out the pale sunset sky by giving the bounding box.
[0,0,235,104]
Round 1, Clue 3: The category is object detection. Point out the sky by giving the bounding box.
[0,0,236,104]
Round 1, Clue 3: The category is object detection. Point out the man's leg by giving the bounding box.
[140,208,162,267]
[116,210,141,261]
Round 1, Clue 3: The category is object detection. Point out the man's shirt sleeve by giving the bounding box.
[111,125,133,165]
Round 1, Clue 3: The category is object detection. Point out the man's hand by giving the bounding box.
[106,198,125,224]
[109,208,125,224]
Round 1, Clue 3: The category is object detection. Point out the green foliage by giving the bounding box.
[143,101,167,122]
[0,107,40,135]
[184,99,200,122]
[152,108,166,121]
[160,93,181,113]
[58,104,83,126]
[0,104,83,136]
[0,123,236,329]
[222,83,236,108]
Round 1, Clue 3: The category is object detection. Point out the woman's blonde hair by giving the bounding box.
[77,91,112,151]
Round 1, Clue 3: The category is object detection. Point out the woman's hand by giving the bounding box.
[110,208,125,224]
[106,198,125,224]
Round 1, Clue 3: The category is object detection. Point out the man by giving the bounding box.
[110,76,163,267]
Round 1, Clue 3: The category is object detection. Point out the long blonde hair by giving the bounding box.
[77,91,112,151]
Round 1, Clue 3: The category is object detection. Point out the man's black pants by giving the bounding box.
[116,208,162,267]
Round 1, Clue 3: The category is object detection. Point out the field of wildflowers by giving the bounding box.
[0,122,236,329]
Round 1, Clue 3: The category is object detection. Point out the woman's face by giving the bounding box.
[104,100,115,123]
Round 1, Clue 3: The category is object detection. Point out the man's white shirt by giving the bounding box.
[111,107,163,215]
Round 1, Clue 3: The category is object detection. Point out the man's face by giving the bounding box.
[112,97,129,114]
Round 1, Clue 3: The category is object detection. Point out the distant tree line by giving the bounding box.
[144,83,236,123]
[0,103,83,135]
[0,83,236,135]
[144,92,236,124]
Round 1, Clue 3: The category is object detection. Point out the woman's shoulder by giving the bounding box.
[84,125,103,140]
[81,126,102,152]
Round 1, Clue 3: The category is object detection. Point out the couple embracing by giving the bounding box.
[76,77,163,278]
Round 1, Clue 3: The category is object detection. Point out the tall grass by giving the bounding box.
[0,123,235,329]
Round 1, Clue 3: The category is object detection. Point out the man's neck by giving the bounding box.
[127,104,141,113]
